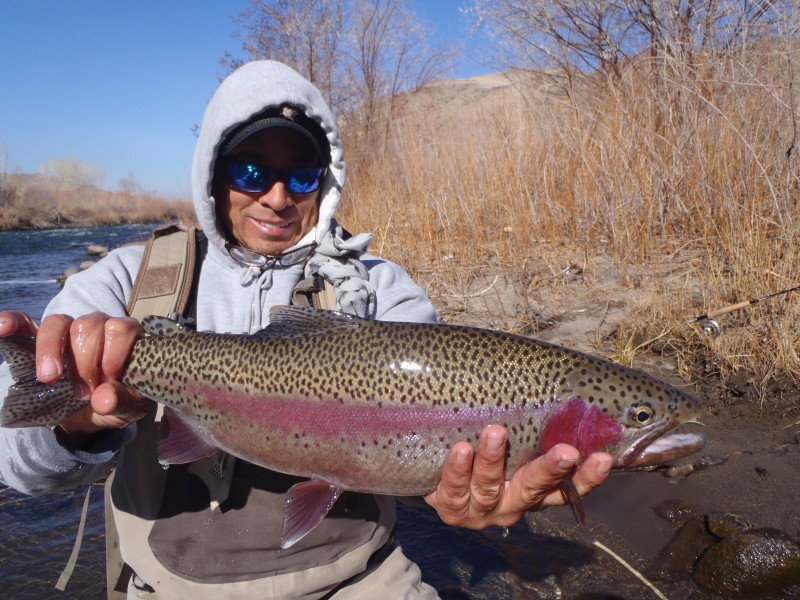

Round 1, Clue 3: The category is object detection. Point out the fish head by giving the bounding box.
[539,351,705,469]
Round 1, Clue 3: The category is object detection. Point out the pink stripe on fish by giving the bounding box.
[185,383,539,439]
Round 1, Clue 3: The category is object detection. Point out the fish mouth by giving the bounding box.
[621,431,707,468]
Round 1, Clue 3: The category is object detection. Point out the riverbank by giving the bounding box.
[0,175,194,231]
[401,244,800,598]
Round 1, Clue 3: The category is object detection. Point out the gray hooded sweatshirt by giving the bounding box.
[0,61,437,597]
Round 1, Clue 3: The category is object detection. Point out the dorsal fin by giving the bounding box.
[258,305,364,339]
[141,315,190,338]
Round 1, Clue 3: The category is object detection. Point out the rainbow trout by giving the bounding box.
[0,306,705,547]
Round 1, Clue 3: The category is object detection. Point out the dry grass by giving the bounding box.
[338,41,800,395]
[0,183,194,230]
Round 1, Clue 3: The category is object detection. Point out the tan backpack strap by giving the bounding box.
[127,224,198,322]
[291,274,338,311]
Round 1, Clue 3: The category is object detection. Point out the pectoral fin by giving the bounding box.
[560,478,587,528]
[281,480,343,549]
[157,408,218,466]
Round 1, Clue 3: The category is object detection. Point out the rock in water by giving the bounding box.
[694,527,800,596]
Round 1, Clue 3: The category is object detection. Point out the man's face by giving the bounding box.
[216,127,323,256]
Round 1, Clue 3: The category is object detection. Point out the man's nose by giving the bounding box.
[258,180,292,211]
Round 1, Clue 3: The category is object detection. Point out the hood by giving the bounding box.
[191,60,346,266]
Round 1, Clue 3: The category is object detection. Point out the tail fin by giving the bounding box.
[0,336,84,428]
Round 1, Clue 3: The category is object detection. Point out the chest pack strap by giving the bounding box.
[128,225,337,322]
[127,224,201,323]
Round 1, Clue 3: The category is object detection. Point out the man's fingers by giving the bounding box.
[0,310,39,338]
[60,382,151,434]
[509,446,613,512]
[101,317,142,381]
[570,452,612,497]
[36,314,74,383]
[68,313,108,396]
[91,382,150,423]
[507,444,581,511]
[468,425,507,514]
[424,441,474,525]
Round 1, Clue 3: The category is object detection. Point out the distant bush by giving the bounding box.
[0,182,195,230]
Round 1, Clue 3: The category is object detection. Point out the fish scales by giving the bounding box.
[114,310,699,495]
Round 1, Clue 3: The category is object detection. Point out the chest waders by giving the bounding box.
[103,224,339,598]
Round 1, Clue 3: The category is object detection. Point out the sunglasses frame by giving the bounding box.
[225,162,327,195]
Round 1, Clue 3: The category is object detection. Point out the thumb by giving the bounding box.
[90,382,151,429]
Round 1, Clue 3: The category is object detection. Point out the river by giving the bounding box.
[0,225,151,599]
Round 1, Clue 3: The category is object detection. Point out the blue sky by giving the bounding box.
[0,1,492,198]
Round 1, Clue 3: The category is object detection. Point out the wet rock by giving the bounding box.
[652,499,696,526]
[648,516,715,582]
[59,257,100,286]
[705,511,751,538]
[661,455,727,479]
[86,243,108,256]
[59,267,80,282]
[694,527,800,596]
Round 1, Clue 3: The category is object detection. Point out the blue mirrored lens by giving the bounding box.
[285,169,325,193]
[226,164,325,194]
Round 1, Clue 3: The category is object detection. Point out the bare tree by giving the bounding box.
[222,0,453,134]
[38,157,104,191]
[344,0,453,153]
[118,172,144,196]
[222,0,344,108]
[472,1,788,78]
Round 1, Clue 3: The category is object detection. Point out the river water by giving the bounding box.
[0,225,153,599]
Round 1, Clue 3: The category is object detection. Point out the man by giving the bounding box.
[0,61,610,598]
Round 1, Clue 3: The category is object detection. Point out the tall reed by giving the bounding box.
[339,41,800,390]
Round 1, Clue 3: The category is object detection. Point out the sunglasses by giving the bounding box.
[225,163,327,194]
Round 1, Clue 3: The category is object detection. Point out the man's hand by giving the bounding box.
[424,424,612,529]
[0,310,151,438]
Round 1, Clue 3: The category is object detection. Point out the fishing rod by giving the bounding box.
[689,284,800,336]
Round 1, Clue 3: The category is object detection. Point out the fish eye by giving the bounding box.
[631,403,655,426]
